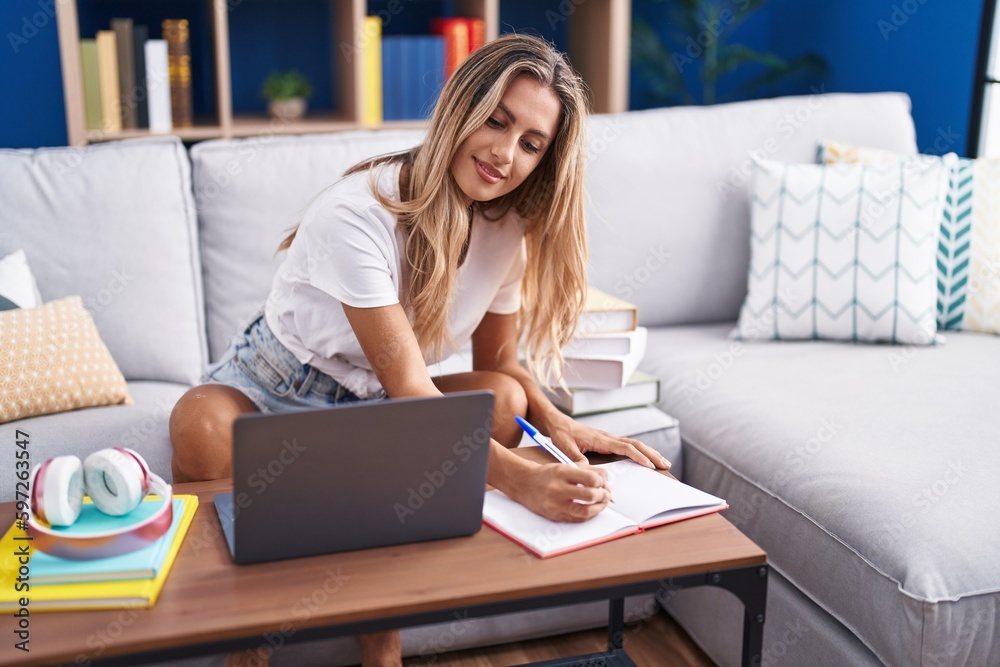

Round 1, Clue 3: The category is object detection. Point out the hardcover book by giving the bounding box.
[95,30,122,132]
[0,495,198,611]
[545,370,660,416]
[361,16,382,126]
[579,287,639,335]
[483,460,727,558]
[79,39,102,131]
[145,39,172,133]
[162,19,193,128]
[560,326,648,389]
[112,18,137,130]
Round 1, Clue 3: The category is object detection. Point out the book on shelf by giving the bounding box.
[361,16,382,126]
[0,494,198,611]
[111,18,137,130]
[95,30,121,133]
[579,286,639,335]
[79,39,102,131]
[382,36,400,121]
[431,17,484,80]
[162,19,193,128]
[545,369,660,416]
[560,325,648,389]
[483,460,727,558]
[132,23,149,129]
[431,18,469,80]
[412,35,444,119]
[145,39,172,133]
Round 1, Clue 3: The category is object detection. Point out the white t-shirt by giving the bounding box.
[264,162,526,398]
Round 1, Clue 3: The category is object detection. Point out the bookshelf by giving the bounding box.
[56,0,631,146]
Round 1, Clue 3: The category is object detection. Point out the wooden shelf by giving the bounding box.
[56,0,630,146]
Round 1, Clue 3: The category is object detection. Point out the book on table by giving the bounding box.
[483,460,727,558]
[0,494,198,611]
[545,370,661,416]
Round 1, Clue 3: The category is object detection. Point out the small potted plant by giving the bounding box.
[260,69,312,121]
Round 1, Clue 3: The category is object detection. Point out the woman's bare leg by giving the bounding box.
[432,370,529,447]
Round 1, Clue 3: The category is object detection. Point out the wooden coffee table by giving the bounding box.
[2,450,767,667]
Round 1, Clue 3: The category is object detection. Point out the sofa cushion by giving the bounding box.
[641,324,1000,666]
[0,296,133,424]
[0,249,43,310]
[0,381,187,503]
[584,92,918,327]
[735,156,949,344]
[0,138,207,385]
[189,130,425,362]
[821,139,1000,336]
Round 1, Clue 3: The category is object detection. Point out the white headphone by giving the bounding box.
[27,448,173,560]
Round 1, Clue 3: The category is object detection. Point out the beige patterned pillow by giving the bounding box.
[0,296,132,423]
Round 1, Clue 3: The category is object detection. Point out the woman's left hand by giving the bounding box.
[545,415,671,470]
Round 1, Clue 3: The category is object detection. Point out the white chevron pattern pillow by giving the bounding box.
[821,140,1000,336]
[736,157,951,344]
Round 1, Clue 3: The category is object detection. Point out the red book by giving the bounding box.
[482,460,728,558]
[431,18,470,80]
[464,18,485,54]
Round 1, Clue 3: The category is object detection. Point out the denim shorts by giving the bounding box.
[203,311,382,413]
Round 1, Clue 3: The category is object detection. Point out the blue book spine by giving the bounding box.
[382,38,400,122]
[423,36,445,119]
[400,37,417,120]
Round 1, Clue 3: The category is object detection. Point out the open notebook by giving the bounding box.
[483,460,727,558]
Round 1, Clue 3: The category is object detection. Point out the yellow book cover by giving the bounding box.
[362,16,383,126]
[0,494,198,612]
[579,286,638,334]
[96,30,122,133]
[80,39,103,131]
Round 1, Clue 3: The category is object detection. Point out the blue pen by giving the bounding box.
[514,416,577,466]
[514,416,613,504]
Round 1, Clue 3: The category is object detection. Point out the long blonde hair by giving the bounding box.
[280,34,590,383]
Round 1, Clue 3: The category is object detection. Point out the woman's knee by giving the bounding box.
[488,372,528,421]
[169,384,257,482]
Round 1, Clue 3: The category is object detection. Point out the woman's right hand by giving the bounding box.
[510,463,611,523]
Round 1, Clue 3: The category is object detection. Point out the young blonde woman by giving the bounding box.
[170,34,670,667]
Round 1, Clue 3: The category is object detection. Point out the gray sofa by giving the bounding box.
[1,91,996,666]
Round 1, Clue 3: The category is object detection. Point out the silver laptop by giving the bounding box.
[214,391,494,564]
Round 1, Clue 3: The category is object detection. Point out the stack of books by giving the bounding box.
[79,17,191,135]
[361,16,485,125]
[544,287,660,416]
[0,495,198,611]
